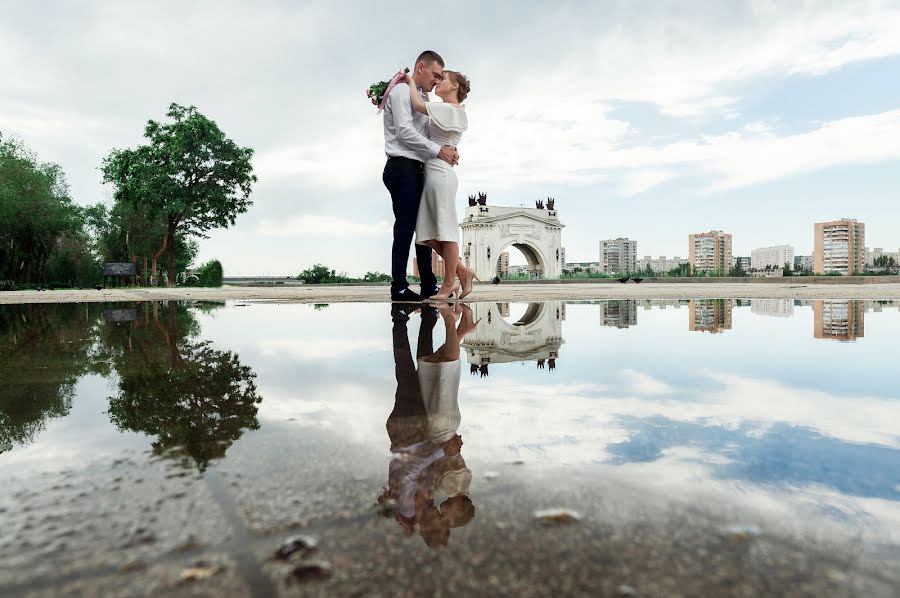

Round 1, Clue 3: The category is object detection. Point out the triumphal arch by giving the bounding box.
[463,301,565,374]
[460,199,565,279]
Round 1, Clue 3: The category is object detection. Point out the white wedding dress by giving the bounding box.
[415,102,468,244]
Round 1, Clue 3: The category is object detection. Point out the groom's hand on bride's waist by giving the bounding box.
[438,145,459,166]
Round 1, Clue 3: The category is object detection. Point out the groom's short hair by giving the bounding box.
[416,50,445,68]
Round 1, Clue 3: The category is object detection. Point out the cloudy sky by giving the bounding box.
[2,0,900,275]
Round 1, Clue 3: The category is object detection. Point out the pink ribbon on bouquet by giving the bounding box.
[377,69,408,114]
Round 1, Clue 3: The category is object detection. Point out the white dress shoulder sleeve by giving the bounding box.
[425,103,468,133]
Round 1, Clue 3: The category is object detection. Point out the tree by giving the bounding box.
[362,271,391,282]
[728,260,747,277]
[297,263,352,284]
[0,134,89,285]
[101,103,256,286]
[668,262,692,277]
[195,259,224,287]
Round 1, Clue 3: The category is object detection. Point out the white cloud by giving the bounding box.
[617,169,675,197]
[256,214,391,237]
[259,337,387,360]
[621,368,675,395]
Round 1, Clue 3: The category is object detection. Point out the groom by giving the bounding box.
[383,50,460,302]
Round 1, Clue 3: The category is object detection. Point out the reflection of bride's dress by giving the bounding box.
[417,358,462,445]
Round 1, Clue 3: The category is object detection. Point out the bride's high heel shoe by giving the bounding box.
[459,269,481,300]
[427,281,461,302]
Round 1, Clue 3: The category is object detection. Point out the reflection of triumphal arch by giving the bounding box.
[460,202,565,279]
[463,302,565,371]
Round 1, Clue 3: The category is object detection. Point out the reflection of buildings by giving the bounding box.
[814,219,865,275]
[601,300,637,328]
[413,253,445,279]
[463,301,564,370]
[638,299,685,310]
[751,299,794,318]
[689,230,732,273]
[496,302,510,317]
[814,300,865,341]
[688,299,733,333]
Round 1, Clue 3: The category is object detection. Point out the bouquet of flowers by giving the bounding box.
[367,68,409,113]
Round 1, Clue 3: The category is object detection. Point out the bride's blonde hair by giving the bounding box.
[446,71,471,102]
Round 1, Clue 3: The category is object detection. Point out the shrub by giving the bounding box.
[297,264,352,284]
[195,259,224,287]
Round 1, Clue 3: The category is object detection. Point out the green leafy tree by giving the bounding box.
[728,260,747,277]
[668,262,692,277]
[297,263,352,284]
[101,103,256,287]
[0,134,88,285]
[362,271,391,282]
[195,259,224,287]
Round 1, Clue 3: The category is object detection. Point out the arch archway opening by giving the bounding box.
[495,302,545,327]
[495,242,546,280]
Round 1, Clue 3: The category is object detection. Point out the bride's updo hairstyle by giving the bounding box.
[447,71,471,102]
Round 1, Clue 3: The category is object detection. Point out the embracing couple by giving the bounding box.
[382,50,479,303]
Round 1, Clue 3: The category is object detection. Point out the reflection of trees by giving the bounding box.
[0,304,102,453]
[105,301,261,470]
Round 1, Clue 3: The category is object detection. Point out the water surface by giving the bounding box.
[2,299,899,596]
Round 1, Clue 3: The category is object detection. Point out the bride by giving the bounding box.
[403,70,479,301]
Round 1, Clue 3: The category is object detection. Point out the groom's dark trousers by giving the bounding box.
[383,156,436,294]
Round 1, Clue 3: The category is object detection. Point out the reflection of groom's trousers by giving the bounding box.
[387,307,438,451]
[383,157,436,293]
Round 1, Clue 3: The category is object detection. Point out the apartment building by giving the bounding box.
[496,251,509,277]
[814,219,865,275]
[412,252,445,278]
[635,256,688,273]
[600,238,637,274]
[751,245,795,270]
[689,231,733,273]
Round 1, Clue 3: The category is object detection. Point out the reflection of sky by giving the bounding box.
[3,300,900,544]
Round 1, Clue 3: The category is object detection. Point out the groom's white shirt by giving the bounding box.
[383,83,440,162]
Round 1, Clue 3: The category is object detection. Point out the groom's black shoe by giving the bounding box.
[391,287,423,302]
[391,303,420,322]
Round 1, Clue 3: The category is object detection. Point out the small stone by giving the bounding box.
[826,569,849,583]
[274,535,318,560]
[618,584,637,596]
[484,471,500,480]
[721,524,761,542]
[120,560,146,573]
[534,508,581,525]
[511,460,525,465]
[179,563,218,582]
[290,560,332,582]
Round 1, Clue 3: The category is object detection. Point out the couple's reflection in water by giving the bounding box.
[381,302,479,548]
